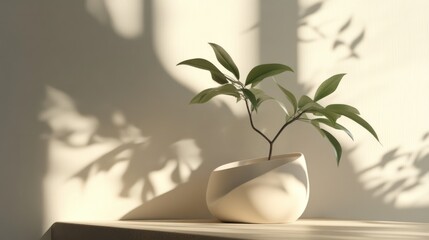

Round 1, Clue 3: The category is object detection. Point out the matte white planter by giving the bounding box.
[206,153,309,223]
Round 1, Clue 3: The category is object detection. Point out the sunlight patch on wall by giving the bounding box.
[338,0,429,211]
[44,145,142,222]
[86,0,143,39]
[298,0,365,86]
[298,0,429,220]
[151,0,260,117]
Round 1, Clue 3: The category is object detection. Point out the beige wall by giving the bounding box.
[298,0,429,222]
[39,0,261,228]
[1,0,429,239]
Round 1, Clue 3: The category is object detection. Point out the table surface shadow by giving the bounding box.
[42,219,429,240]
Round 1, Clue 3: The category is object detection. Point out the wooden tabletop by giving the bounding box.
[42,219,429,240]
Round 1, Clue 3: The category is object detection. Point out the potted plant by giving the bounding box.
[178,43,379,223]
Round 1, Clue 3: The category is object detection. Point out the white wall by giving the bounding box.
[1,0,429,239]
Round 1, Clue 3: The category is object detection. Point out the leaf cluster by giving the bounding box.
[178,43,379,165]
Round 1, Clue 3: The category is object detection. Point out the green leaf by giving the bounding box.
[242,89,258,111]
[245,64,294,87]
[321,129,343,166]
[328,107,379,142]
[272,100,290,117]
[249,88,274,110]
[314,74,346,101]
[344,113,380,142]
[307,107,341,123]
[326,104,360,115]
[297,96,340,122]
[248,88,289,116]
[312,118,354,140]
[248,88,273,103]
[178,58,228,84]
[277,84,297,113]
[209,43,240,80]
[298,95,313,109]
[298,97,329,119]
[190,84,239,104]
[310,120,326,137]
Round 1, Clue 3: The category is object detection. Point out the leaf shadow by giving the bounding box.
[358,132,429,207]
[39,0,250,219]
[297,2,365,60]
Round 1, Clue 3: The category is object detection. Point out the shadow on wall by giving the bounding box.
[38,0,253,221]
[256,0,370,219]
[36,0,304,224]
[357,132,429,221]
[294,2,429,222]
[0,1,46,240]
[7,1,423,239]
[122,0,300,219]
[314,133,429,223]
[38,0,373,228]
[298,1,365,60]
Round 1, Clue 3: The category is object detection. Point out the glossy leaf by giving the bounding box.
[321,129,342,166]
[272,100,290,117]
[298,97,334,121]
[314,74,346,101]
[242,89,258,111]
[245,64,294,87]
[249,88,273,103]
[307,107,340,123]
[298,95,313,109]
[328,107,379,142]
[209,43,240,80]
[310,120,326,137]
[297,96,340,122]
[277,84,297,113]
[326,104,360,115]
[179,45,379,163]
[190,84,239,104]
[178,58,228,84]
[312,118,354,140]
[247,88,288,116]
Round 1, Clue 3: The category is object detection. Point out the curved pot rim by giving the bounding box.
[213,152,304,172]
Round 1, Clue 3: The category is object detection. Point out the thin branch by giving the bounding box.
[267,142,274,160]
[225,75,245,88]
[244,99,272,144]
[271,111,306,144]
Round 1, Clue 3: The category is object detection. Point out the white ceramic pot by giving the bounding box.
[206,153,309,223]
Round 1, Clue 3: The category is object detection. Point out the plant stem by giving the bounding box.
[271,111,305,144]
[268,142,274,161]
[244,98,306,160]
[235,75,306,160]
[244,99,272,145]
[226,76,245,88]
